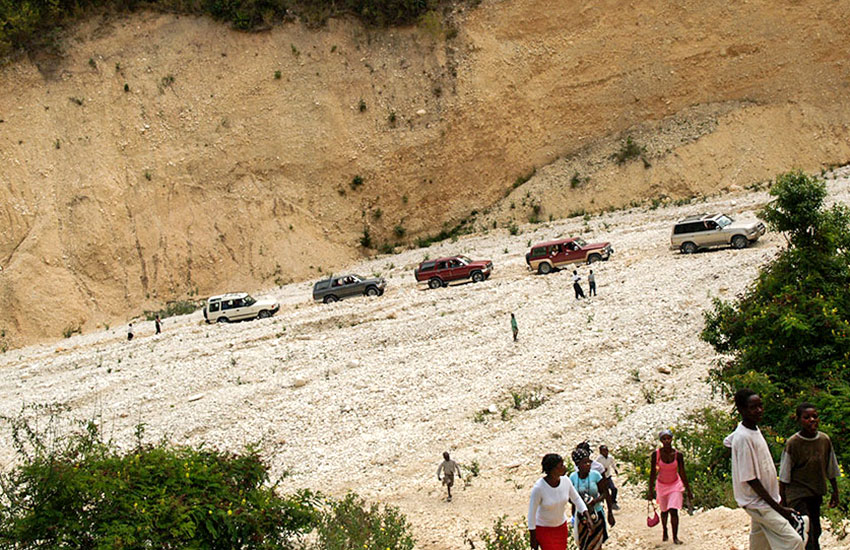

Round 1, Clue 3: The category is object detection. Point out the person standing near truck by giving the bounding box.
[573,270,585,300]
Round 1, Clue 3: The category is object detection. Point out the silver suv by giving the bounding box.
[671,213,765,254]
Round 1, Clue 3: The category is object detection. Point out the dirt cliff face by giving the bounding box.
[1,0,849,346]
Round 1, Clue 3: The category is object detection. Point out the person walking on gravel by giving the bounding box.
[511,313,519,342]
[588,270,597,297]
[570,447,613,550]
[127,322,134,341]
[572,270,585,299]
[779,402,840,550]
[528,453,589,550]
[437,452,462,502]
[648,429,693,545]
[155,315,162,335]
[725,389,807,550]
[597,445,619,510]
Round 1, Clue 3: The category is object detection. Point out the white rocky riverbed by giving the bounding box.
[2,167,849,549]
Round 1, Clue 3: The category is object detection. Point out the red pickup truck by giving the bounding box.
[414,255,494,289]
[525,237,613,274]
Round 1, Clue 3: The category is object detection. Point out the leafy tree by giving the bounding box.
[701,170,850,469]
[0,406,317,549]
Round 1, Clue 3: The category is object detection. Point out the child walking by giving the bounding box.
[779,403,841,550]
[511,313,519,342]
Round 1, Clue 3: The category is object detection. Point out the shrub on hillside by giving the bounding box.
[307,492,415,550]
[701,170,850,467]
[0,0,438,57]
[0,405,316,548]
[143,298,202,321]
[700,170,850,534]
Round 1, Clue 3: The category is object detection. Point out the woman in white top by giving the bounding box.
[528,453,590,550]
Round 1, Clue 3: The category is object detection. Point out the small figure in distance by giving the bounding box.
[511,313,519,342]
[573,270,585,300]
[596,445,619,510]
[648,430,693,545]
[437,452,462,502]
[528,453,590,550]
[779,402,841,550]
[725,389,807,550]
[127,322,134,341]
[588,269,597,297]
[155,314,162,335]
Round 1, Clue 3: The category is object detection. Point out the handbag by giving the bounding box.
[646,500,660,528]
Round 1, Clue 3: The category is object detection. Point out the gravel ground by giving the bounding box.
[2,167,849,549]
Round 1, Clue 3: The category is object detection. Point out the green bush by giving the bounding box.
[0,406,316,549]
[612,136,644,165]
[143,299,202,321]
[701,171,850,467]
[308,492,415,550]
[700,170,850,533]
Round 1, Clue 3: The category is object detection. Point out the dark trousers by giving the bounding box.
[607,476,618,504]
[574,283,585,299]
[790,495,822,550]
[589,282,597,296]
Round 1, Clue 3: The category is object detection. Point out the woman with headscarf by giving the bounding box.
[648,429,694,545]
[569,447,610,550]
[528,453,590,550]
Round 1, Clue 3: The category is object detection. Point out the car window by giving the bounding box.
[222,300,233,310]
[458,256,472,265]
[244,296,256,307]
[209,302,220,312]
[420,261,436,271]
[704,220,718,230]
[437,261,447,270]
[232,298,244,308]
[574,238,587,247]
[717,215,733,227]
[351,275,362,282]
[676,222,703,234]
[531,247,546,257]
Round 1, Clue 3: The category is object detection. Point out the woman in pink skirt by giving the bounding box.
[648,430,694,544]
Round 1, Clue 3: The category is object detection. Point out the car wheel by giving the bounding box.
[471,271,485,283]
[365,286,380,296]
[428,278,443,289]
[731,235,748,249]
[323,295,338,304]
[587,254,601,265]
[216,317,229,324]
[538,262,552,275]
[680,242,697,254]
[258,310,270,319]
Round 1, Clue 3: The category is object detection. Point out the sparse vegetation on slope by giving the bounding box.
[0,0,447,57]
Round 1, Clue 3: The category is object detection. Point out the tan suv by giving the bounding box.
[671,213,765,254]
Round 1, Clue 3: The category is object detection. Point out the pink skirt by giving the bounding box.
[535,521,568,550]
[656,477,685,511]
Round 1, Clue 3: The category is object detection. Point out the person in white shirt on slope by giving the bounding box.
[528,453,590,550]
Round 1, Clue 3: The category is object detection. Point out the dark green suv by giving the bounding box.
[312,274,386,303]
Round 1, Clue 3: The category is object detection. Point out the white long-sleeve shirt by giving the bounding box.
[527,476,588,529]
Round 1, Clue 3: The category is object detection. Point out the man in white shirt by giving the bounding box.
[596,445,619,510]
[724,389,807,550]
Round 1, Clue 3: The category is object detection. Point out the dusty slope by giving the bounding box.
[1,0,850,347]
[2,168,848,549]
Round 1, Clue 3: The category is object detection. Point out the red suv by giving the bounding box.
[525,237,613,274]
[414,255,494,289]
